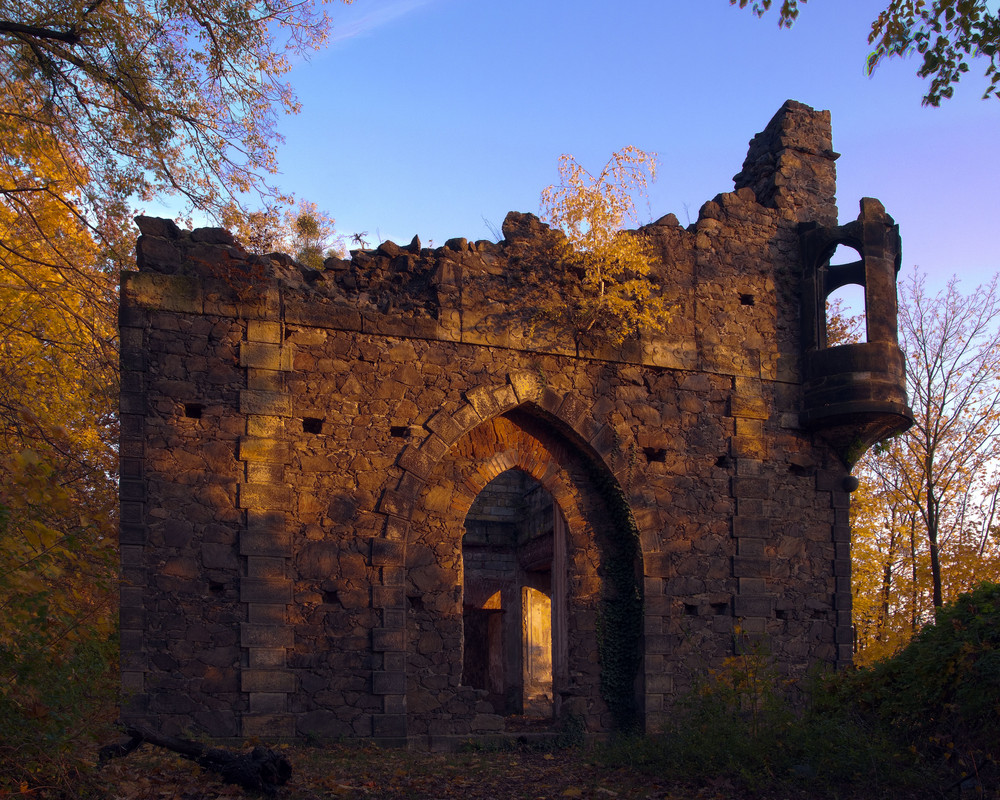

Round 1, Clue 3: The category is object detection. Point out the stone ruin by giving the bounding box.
[118,100,913,747]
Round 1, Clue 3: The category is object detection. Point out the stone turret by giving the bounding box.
[799,198,913,465]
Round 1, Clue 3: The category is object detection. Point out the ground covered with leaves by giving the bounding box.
[94,743,674,800]
[83,737,954,800]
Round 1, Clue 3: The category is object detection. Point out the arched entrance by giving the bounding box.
[461,470,568,718]
[403,407,645,737]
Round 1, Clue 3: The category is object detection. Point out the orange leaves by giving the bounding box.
[852,269,1000,662]
[3,0,351,310]
[539,147,671,345]
[541,146,657,256]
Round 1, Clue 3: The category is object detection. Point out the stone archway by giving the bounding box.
[402,407,644,739]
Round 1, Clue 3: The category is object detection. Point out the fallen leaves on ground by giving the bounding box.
[92,743,723,800]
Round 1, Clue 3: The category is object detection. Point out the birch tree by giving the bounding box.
[539,147,671,345]
[851,270,1000,662]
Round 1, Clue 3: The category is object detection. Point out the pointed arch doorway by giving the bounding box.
[403,408,644,737]
[461,469,568,719]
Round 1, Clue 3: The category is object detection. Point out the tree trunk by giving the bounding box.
[99,724,292,795]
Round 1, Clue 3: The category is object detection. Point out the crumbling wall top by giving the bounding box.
[733,99,839,227]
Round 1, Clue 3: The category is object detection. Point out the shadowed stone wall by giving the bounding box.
[118,100,911,747]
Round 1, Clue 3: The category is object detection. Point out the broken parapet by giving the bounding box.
[734,99,839,228]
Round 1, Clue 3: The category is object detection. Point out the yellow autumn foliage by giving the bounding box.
[847,272,1000,665]
[0,86,118,781]
[540,147,671,345]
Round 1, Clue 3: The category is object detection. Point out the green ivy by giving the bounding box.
[589,464,643,732]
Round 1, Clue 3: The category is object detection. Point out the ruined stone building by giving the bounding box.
[118,100,912,747]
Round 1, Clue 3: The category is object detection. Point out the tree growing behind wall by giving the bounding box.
[732,0,1000,105]
[222,199,344,268]
[850,270,1000,663]
[539,147,671,346]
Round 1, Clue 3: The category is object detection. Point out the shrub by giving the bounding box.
[840,581,1000,785]
[598,630,938,798]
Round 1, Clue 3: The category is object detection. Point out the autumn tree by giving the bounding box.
[222,199,344,268]
[1,0,346,226]
[1,0,350,335]
[0,119,119,789]
[539,147,671,345]
[1,0,350,429]
[732,0,1000,105]
[1,0,346,785]
[893,271,1000,608]
[851,439,928,664]
[849,270,1000,662]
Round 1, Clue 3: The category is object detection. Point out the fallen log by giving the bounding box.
[99,724,292,795]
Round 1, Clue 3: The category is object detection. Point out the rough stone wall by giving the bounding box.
[119,100,909,746]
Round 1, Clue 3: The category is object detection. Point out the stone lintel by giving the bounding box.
[239,436,291,463]
[241,578,293,604]
[240,341,295,371]
[731,477,769,499]
[371,585,405,609]
[372,628,405,652]
[732,556,771,578]
[371,713,407,738]
[249,693,288,714]
[382,652,406,673]
[382,608,405,629]
[238,483,292,510]
[241,530,291,558]
[733,516,769,538]
[247,320,282,343]
[372,671,406,695]
[733,595,773,617]
[240,390,291,417]
[737,537,765,557]
[370,538,405,566]
[248,648,287,669]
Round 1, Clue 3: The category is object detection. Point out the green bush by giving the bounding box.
[0,630,118,795]
[597,631,938,798]
[839,581,1000,784]
[601,586,1000,796]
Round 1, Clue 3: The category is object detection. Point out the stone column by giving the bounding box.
[238,319,296,737]
[818,469,855,668]
[729,378,774,636]
[370,532,408,743]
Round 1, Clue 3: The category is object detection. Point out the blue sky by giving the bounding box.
[265,0,999,291]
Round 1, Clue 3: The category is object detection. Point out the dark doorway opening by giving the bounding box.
[461,470,567,719]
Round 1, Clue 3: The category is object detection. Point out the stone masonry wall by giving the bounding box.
[119,100,906,746]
